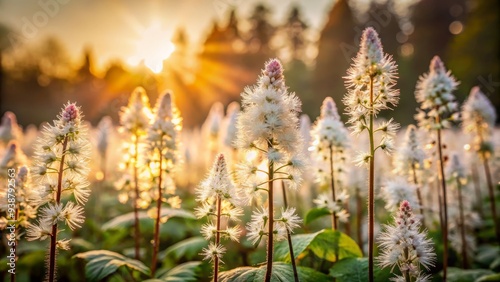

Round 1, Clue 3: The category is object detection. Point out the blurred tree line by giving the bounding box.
[0,0,498,128]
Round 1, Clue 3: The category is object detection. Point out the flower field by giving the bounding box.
[1,25,499,282]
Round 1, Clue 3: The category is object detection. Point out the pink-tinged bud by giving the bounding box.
[360,27,383,65]
[320,97,340,120]
[265,59,283,79]
[430,56,445,74]
[62,104,79,123]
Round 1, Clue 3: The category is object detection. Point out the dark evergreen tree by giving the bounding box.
[313,0,357,119]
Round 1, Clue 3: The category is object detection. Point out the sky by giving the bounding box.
[0,0,336,69]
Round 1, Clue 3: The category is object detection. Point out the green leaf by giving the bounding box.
[73,250,151,281]
[329,258,392,282]
[219,262,330,282]
[159,261,202,281]
[160,237,208,262]
[102,208,195,230]
[304,207,331,225]
[274,229,362,262]
[446,267,495,282]
[476,273,500,282]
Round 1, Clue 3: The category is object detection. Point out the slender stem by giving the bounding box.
[133,135,141,260]
[356,187,363,255]
[265,139,274,282]
[368,77,375,282]
[403,247,411,282]
[470,164,484,217]
[345,198,351,237]
[151,140,164,276]
[282,183,299,282]
[476,122,500,239]
[456,179,468,269]
[411,164,425,228]
[213,196,222,282]
[436,116,448,281]
[329,145,338,231]
[436,177,444,235]
[48,137,68,282]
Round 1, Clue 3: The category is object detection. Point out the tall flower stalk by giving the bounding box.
[462,86,499,239]
[28,103,91,282]
[118,87,153,260]
[415,56,459,279]
[394,125,426,225]
[377,200,436,282]
[311,97,350,231]
[237,59,305,282]
[343,27,399,281]
[146,91,182,276]
[195,154,242,282]
[0,166,37,282]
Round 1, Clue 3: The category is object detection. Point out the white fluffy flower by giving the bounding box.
[415,56,459,130]
[380,178,419,211]
[377,201,436,281]
[200,242,226,263]
[462,86,496,154]
[394,125,425,176]
[119,87,152,135]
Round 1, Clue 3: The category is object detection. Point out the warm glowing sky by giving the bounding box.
[0,0,344,70]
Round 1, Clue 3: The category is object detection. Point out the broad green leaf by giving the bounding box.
[159,261,202,281]
[304,207,331,225]
[475,245,500,268]
[160,237,208,262]
[329,258,392,282]
[274,229,362,262]
[73,250,151,281]
[219,262,330,282]
[476,273,500,282]
[446,267,495,282]
[71,238,95,250]
[102,208,195,230]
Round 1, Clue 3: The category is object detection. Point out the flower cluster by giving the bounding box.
[0,111,23,145]
[394,125,426,177]
[27,103,91,249]
[343,27,400,164]
[415,56,460,130]
[377,201,436,281]
[380,178,419,212]
[0,166,38,231]
[313,191,350,223]
[246,206,302,246]
[236,58,306,196]
[145,91,182,209]
[115,87,153,208]
[462,86,496,155]
[310,97,349,183]
[196,154,242,264]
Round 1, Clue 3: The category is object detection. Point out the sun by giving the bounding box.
[128,23,176,73]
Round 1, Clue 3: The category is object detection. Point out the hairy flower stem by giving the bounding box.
[368,77,375,282]
[470,165,484,217]
[329,145,338,231]
[477,124,500,239]
[132,135,141,261]
[282,183,299,282]
[456,179,468,269]
[436,116,448,281]
[213,196,222,282]
[356,187,363,254]
[403,246,411,282]
[151,140,164,276]
[265,140,274,282]
[411,164,425,228]
[48,137,68,282]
